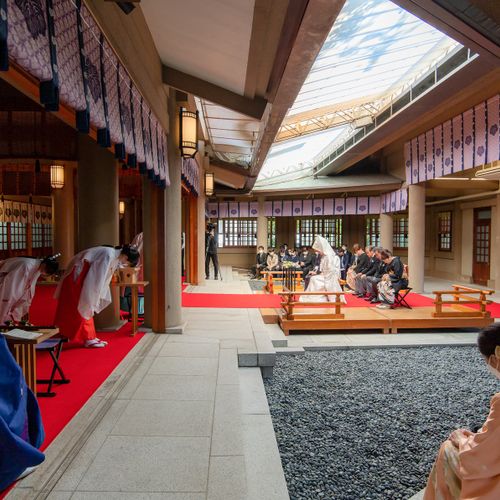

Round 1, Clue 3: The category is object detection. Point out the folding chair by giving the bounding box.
[36,337,70,397]
[392,287,412,309]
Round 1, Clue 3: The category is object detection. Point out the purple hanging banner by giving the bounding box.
[264,201,273,216]
[452,114,463,172]
[442,119,453,175]
[81,5,105,131]
[53,0,86,118]
[218,202,228,218]
[131,87,145,165]
[283,200,292,216]
[249,202,259,216]
[313,199,323,215]
[487,95,499,163]
[239,202,249,217]
[417,134,426,181]
[345,198,356,215]
[411,138,418,183]
[334,198,345,215]
[357,197,368,215]
[404,141,412,184]
[434,124,443,178]
[474,102,487,166]
[323,198,334,215]
[463,108,474,170]
[102,39,122,148]
[369,196,380,214]
[208,203,218,218]
[302,199,313,216]
[292,200,302,216]
[272,200,282,216]
[425,129,434,179]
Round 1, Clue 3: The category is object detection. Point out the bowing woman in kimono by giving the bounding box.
[54,245,139,348]
[0,256,59,325]
[424,322,500,500]
[301,236,345,303]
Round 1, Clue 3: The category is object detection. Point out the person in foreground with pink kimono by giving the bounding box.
[424,323,500,500]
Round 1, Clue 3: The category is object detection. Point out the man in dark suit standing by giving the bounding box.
[205,224,219,280]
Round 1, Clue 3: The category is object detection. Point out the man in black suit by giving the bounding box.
[342,243,354,268]
[250,246,268,279]
[354,246,376,296]
[205,225,219,279]
[299,246,315,285]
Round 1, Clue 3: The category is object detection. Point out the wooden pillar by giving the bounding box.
[77,134,122,330]
[408,184,426,293]
[142,178,167,332]
[380,213,393,252]
[187,194,199,284]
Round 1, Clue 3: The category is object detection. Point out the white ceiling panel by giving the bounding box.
[141,0,255,95]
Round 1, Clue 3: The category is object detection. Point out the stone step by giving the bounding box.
[275,346,305,355]
[260,307,280,324]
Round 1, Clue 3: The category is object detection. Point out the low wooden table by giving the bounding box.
[112,281,149,336]
[2,328,59,394]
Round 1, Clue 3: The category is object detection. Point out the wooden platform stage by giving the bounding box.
[261,304,494,336]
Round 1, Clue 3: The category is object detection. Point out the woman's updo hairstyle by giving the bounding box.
[119,244,140,267]
[41,254,60,275]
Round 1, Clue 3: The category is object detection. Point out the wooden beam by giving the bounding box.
[391,0,500,62]
[162,66,268,120]
[247,0,346,191]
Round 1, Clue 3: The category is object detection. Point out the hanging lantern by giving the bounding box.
[179,108,198,158]
[119,201,126,216]
[205,172,214,196]
[50,165,65,189]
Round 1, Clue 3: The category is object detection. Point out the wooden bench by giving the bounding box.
[262,269,303,294]
[432,284,493,318]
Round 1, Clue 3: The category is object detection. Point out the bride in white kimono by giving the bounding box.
[302,236,345,303]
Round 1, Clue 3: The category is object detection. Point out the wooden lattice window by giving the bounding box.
[393,216,408,249]
[217,218,257,247]
[295,218,342,249]
[365,217,380,247]
[437,211,452,251]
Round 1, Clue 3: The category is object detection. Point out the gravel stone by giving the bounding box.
[264,346,498,500]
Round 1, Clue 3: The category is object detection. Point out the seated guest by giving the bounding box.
[250,246,267,279]
[54,245,139,348]
[266,248,279,271]
[346,244,367,291]
[338,248,348,280]
[0,256,59,325]
[284,248,300,268]
[362,248,387,303]
[299,246,315,280]
[354,246,376,297]
[376,250,408,308]
[277,246,288,270]
[304,249,322,290]
[341,243,353,268]
[0,336,45,490]
[424,323,500,500]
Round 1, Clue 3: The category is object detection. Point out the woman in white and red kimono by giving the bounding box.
[0,256,59,326]
[54,245,139,348]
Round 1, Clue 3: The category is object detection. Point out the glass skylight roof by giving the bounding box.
[257,127,348,183]
[289,0,459,117]
[258,0,461,183]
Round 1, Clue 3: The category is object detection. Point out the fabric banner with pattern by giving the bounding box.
[207,189,407,218]
[405,95,500,184]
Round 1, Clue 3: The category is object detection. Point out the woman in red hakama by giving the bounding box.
[54,245,139,348]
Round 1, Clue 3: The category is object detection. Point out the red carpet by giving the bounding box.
[29,287,143,449]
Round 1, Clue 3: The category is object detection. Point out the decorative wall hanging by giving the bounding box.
[0,0,170,188]
[405,95,500,184]
[207,189,407,218]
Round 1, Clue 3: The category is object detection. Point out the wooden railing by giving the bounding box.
[279,291,345,320]
[432,284,493,318]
